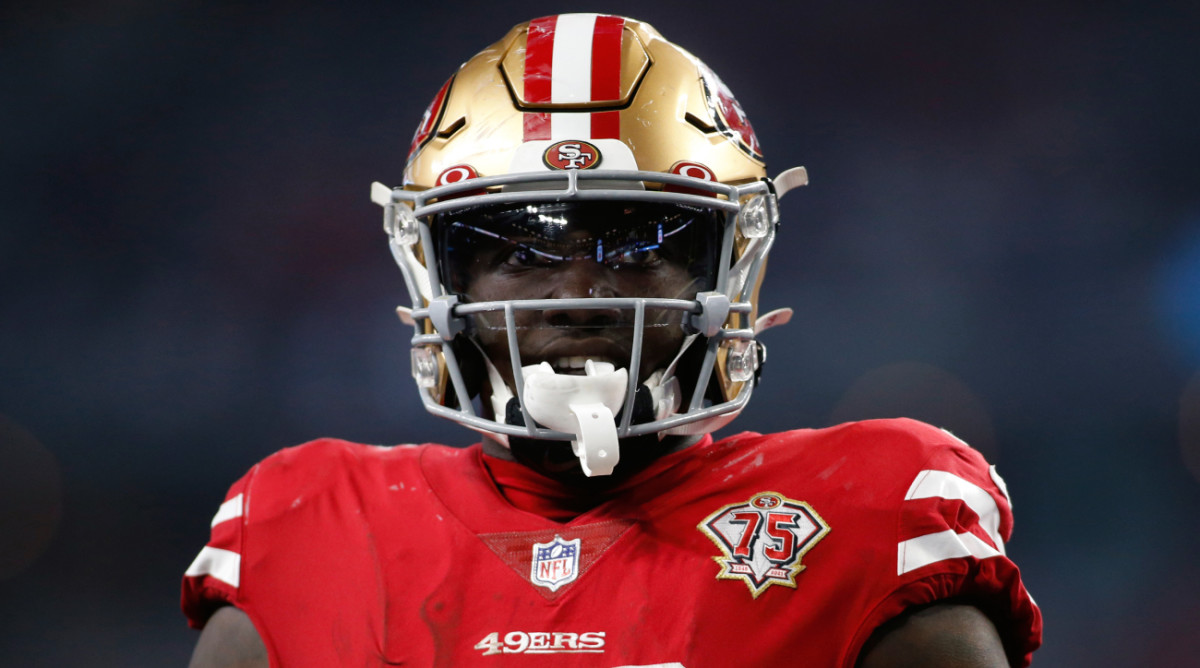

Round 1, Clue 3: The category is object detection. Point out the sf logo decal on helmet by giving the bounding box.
[543,140,602,170]
[698,492,830,598]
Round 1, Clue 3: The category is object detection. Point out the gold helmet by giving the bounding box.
[372,13,806,475]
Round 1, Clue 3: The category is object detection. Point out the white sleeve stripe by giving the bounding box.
[185,546,241,588]
[897,529,1002,575]
[905,470,1004,554]
[210,493,244,528]
[989,465,1012,508]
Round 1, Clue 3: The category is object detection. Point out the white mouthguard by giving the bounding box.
[522,360,628,476]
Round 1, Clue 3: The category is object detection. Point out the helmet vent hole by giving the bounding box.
[684,112,717,134]
[436,116,466,139]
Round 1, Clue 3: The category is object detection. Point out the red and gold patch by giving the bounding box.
[698,491,830,598]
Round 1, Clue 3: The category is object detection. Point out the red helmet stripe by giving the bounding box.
[523,15,557,140]
[524,112,551,140]
[589,15,624,139]
[524,15,556,104]
[590,15,624,103]
[591,111,619,139]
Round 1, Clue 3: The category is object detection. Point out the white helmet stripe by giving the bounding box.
[550,13,597,104]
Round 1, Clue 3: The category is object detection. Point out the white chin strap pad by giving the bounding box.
[522,360,628,477]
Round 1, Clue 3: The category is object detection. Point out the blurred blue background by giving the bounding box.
[2,1,1198,665]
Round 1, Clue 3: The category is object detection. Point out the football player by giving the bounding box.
[184,14,1041,667]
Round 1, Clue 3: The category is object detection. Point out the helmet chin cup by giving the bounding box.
[522,360,629,477]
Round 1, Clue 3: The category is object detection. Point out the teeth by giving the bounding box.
[551,356,613,372]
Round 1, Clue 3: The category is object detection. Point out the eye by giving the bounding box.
[500,244,558,268]
[606,244,663,268]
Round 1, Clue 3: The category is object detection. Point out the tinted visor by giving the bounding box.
[434,201,724,299]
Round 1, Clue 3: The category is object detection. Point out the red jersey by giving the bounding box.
[182,418,1041,666]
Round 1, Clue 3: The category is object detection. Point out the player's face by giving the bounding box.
[437,201,721,394]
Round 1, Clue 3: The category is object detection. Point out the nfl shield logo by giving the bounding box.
[530,535,581,592]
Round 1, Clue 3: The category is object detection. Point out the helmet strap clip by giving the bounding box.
[688,291,731,338]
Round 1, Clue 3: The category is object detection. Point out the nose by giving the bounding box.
[542,258,623,328]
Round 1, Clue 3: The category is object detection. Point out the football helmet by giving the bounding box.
[372,14,807,475]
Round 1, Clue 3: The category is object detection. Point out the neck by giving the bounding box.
[481,433,702,487]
